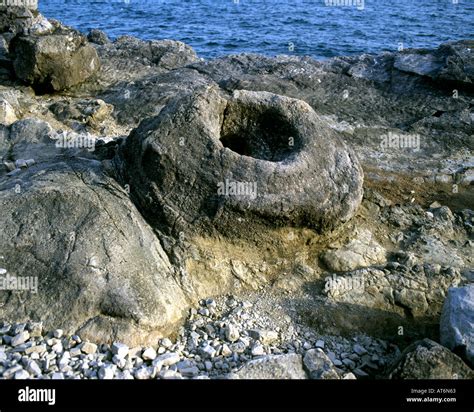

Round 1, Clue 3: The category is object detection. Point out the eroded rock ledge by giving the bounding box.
[0,7,472,379]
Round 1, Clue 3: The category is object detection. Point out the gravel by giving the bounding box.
[0,295,400,379]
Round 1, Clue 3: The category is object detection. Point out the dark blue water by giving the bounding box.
[39,0,473,59]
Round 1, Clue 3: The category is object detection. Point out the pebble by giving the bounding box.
[142,347,157,361]
[53,329,63,339]
[98,364,116,379]
[80,342,97,355]
[160,338,173,348]
[111,342,129,359]
[225,324,240,342]
[315,340,325,349]
[154,352,180,366]
[11,331,30,347]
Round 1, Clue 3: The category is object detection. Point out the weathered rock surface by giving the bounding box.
[323,259,461,319]
[322,229,386,272]
[0,159,189,346]
[118,87,363,237]
[10,28,100,91]
[387,339,473,379]
[229,354,307,379]
[440,285,474,368]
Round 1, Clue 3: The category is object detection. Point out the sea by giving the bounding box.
[39,0,473,59]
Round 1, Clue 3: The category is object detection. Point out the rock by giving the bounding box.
[0,7,51,36]
[53,329,63,339]
[14,369,30,379]
[153,352,180,367]
[11,31,100,91]
[134,366,152,379]
[98,364,116,379]
[225,324,240,343]
[199,344,217,359]
[142,347,157,361]
[248,329,279,345]
[80,342,97,355]
[26,360,42,376]
[353,344,368,356]
[440,285,474,367]
[0,99,17,125]
[0,159,188,346]
[111,342,129,359]
[322,229,386,272]
[11,331,29,347]
[303,349,340,379]
[118,88,363,237]
[324,263,461,319]
[221,343,232,357]
[160,338,173,348]
[315,340,325,349]
[87,29,110,45]
[230,354,307,379]
[387,339,473,379]
[394,40,474,85]
[250,343,265,357]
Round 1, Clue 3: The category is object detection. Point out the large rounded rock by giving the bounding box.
[387,339,473,379]
[119,87,363,236]
[0,159,188,346]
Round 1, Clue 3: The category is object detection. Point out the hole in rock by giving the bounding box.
[220,105,302,162]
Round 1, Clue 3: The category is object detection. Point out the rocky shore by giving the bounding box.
[0,6,472,379]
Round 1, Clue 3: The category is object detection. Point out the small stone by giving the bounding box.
[353,344,368,356]
[198,308,210,317]
[205,298,217,308]
[14,369,30,379]
[225,324,240,342]
[221,343,232,357]
[51,372,64,379]
[134,366,152,379]
[315,340,325,349]
[53,329,63,339]
[342,358,356,369]
[69,347,82,357]
[180,366,199,377]
[11,331,30,347]
[160,338,173,348]
[28,322,43,337]
[153,352,180,367]
[98,364,116,379]
[249,329,279,345]
[80,342,97,355]
[142,347,157,361]
[112,355,127,368]
[251,344,265,357]
[342,372,357,379]
[3,365,23,378]
[26,360,42,376]
[353,368,369,378]
[199,344,217,359]
[111,342,129,359]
